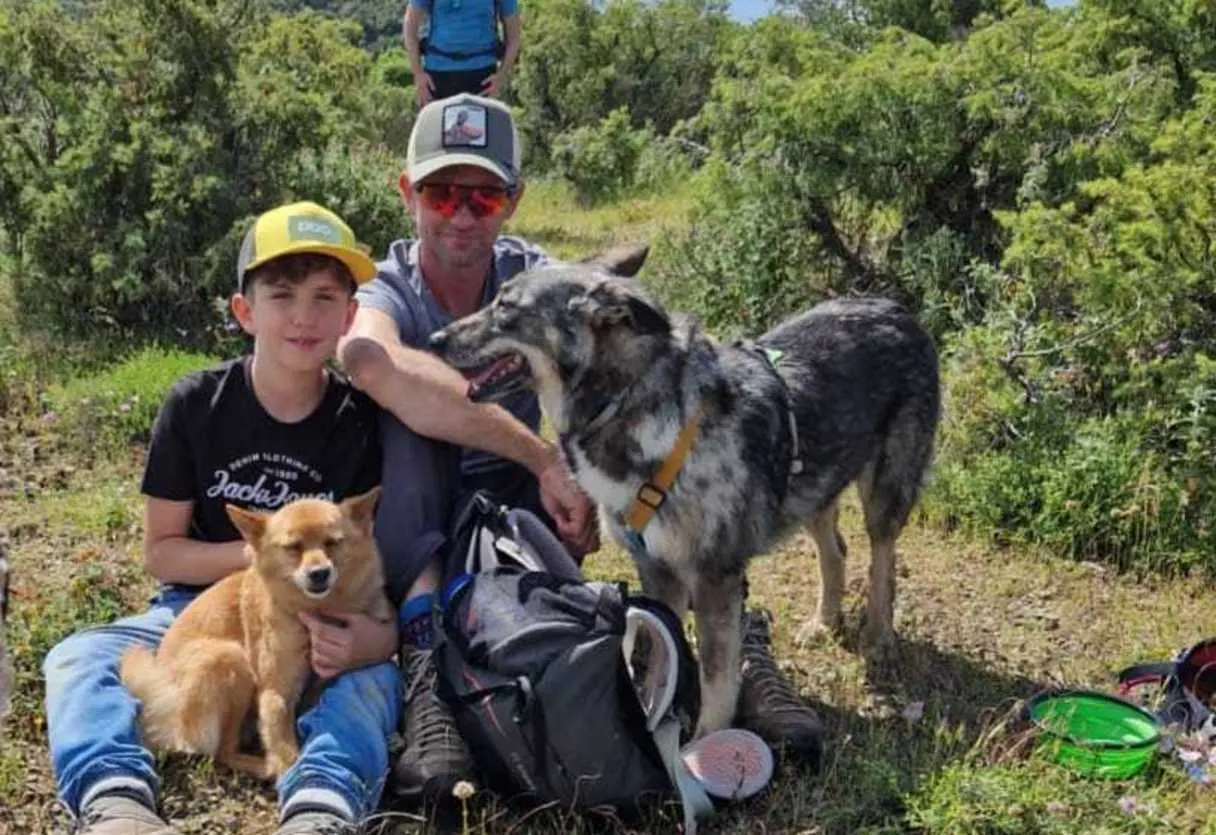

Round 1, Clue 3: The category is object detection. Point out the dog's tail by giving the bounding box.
[119,646,181,750]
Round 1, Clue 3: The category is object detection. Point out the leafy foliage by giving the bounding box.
[512,0,728,166]
[5,0,1216,574]
[645,1,1216,573]
[44,345,218,459]
[549,107,693,205]
[271,0,405,52]
[0,0,400,350]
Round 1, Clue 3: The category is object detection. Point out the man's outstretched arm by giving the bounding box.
[338,307,597,552]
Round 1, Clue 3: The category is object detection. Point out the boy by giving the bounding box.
[43,202,399,835]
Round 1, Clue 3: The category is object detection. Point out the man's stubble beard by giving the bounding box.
[435,236,490,271]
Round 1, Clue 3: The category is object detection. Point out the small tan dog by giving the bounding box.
[120,488,392,779]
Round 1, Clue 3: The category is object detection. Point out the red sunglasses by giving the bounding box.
[415,182,513,219]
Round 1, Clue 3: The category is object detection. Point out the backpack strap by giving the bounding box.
[1116,659,1213,731]
[504,507,581,580]
[623,606,714,834]
[1116,662,1176,693]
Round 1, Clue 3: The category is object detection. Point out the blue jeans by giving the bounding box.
[43,587,402,821]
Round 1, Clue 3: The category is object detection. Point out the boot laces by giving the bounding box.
[741,610,805,713]
[402,648,466,759]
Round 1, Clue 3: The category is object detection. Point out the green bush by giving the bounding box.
[0,1,407,353]
[550,108,691,206]
[44,346,218,459]
[512,0,727,167]
[927,360,1215,576]
[648,161,829,338]
[926,419,1200,572]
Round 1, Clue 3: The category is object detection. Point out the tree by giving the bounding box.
[270,0,405,51]
[511,0,729,166]
[0,0,402,350]
[775,0,1029,41]
[686,5,1175,313]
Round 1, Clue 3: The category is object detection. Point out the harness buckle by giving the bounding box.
[635,483,667,511]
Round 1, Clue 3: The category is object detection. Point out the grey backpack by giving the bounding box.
[434,495,715,831]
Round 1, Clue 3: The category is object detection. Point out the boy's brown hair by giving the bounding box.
[242,253,357,296]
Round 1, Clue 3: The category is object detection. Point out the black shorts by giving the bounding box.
[426,66,496,100]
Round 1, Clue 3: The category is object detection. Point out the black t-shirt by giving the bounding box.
[141,357,382,544]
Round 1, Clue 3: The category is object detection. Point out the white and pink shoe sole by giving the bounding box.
[681,728,775,802]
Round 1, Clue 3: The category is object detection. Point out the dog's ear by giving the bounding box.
[340,486,381,535]
[580,242,649,278]
[226,504,269,547]
[570,281,670,336]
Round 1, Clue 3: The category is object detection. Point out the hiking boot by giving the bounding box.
[391,645,475,804]
[274,810,357,834]
[735,608,825,769]
[74,791,180,835]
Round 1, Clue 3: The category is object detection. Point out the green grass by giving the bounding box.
[505,177,697,261]
[4,189,1216,833]
[43,345,219,459]
[907,758,1211,834]
[12,474,1216,833]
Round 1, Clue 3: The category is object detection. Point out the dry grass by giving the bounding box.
[3,411,1216,834]
[3,189,1215,834]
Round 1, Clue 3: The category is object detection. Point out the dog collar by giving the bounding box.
[622,409,703,535]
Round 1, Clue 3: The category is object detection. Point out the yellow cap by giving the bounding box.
[237,202,377,290]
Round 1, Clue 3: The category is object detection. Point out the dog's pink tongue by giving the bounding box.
[466,355,518,393]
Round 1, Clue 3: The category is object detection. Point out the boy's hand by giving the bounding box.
[298,611,398,679]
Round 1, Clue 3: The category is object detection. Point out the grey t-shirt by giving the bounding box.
[356,235,548,598]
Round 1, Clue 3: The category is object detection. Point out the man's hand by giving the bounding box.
[538,460,599,557]
[480,71,504,99]
[416,72,435,107]
[298,611,398,679]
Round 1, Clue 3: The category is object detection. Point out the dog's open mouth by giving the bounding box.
[465,352,531,402]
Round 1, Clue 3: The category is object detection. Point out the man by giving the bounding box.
[403,0,522,106]
[338,93,596,805]
[342,94,826,805]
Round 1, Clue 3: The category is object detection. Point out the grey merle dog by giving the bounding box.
[430,246,941,737]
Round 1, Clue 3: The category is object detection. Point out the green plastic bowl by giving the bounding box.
[1027,690,1161,779]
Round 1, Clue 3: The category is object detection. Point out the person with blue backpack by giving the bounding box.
[403,0,522,105]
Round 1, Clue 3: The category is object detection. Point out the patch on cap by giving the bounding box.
[443,103,488,148]
[288,216,343,244]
